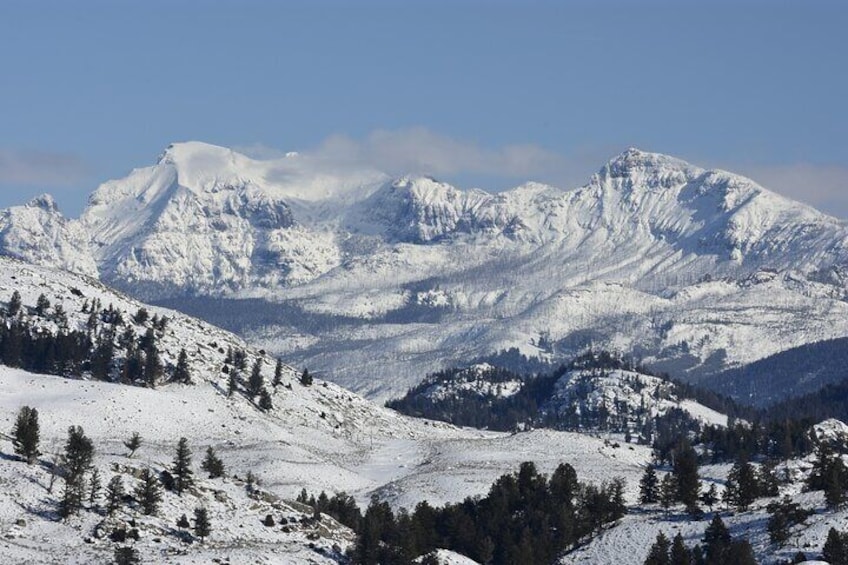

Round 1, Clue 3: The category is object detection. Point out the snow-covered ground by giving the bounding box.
[0,257,655,563]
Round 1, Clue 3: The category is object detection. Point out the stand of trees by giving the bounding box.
[302,461,625,565]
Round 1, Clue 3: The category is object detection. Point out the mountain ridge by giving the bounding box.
[3,142,848,399]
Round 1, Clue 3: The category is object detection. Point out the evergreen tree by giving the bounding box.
[113,546,141,565]
[808,443,837,491]
[176,513,190,531]
[7,290,21,317]
[258,387,273,411]
[172,349,191,384]
[644,532,671,565]
[702,515,731,565]
[640,466,659,504]
[669,532,692,565]
[143,341,163,388]
[273,358,283,387]
[59,426,94,517]
[824,456,848,509]
[672,441,700,513]
[700,483,718,512]
[172,437,194,496]
[300,368,313,386]
[123,432,141,458]
[201,446,225,478]
[135,468,162,515]
[133,307,149,325]
[227,370,238,397]
[724,457,758,511]
[758,459,780,497]
[89,467,102,506]
[248,358,264,397]
[12,405,40,464]
[105,475,125,515]
[660,473,677,510]
[766,496,812,546]
[725,540,757,565]
[823,527,848,565]
[91,328,115,380]
[194,506,211,541]
[35,293,50,316]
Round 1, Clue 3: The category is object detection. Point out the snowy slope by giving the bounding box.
[543,367,729,429]
[0,256,655,563]
[5,143,848,400]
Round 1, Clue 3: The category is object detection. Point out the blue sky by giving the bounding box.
[1,0,846,216]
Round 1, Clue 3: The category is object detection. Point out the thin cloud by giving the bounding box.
[312,127,567,179]
[740,163,848,219]
[0,148,89,186]
[266,127,607,191]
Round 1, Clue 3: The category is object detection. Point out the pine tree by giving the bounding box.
[90,328,115,380]
[300,368,312,386]
[724,457,758,511]
[123,432,142,458]
[35,293,50,316]
[227,370,238,397]
[172,348,191,384]
[201,446,225,478]
[177,513,190,531]
[59,426,94,517]
[89,467,102,506]
[12,405,40,464]
[758,459,780,497]
[824,456,848,509]
[660,473,677,510]
[670,533,692,565]
[105,475,125,515]
[7,290,21,317]
[672,441,700,513]
[823,528,848,565]
[273,358,283,387]
[258,387,273,411]
[702,515,731,565]
[194,506,211,541]
[143,342,163,388]
[640,466,659,504]
[172,437,194,496]
[699,482,718,512]
[644,532,670,565]
[133,307,149,325]
[247,357,264,397]
[135,468,162,515]
[113,546,141,565]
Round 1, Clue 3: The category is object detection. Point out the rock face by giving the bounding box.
[4,142,848,398]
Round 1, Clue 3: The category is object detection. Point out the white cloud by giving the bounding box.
[738,163,848,219]
[267,127,608,191]
[0,148,89,186]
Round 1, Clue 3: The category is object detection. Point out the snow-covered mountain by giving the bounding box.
[4,142,848,399]
[0,194,98,277]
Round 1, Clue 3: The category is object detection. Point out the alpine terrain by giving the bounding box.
[2,142,848,401]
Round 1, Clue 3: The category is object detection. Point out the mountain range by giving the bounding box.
[2,142,848,400]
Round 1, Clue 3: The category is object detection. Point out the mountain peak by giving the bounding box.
[157,141,242,166]
[603,147,697,179]
[26,193,59,212]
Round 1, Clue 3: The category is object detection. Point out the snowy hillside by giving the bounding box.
[4,142,848,399]
[0,257,656,563]
[388,355,728,436]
